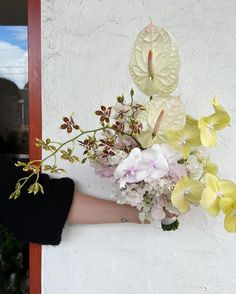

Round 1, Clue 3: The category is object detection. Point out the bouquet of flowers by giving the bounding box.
[13,21,236,232]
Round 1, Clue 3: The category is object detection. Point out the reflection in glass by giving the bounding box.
[0,25,28,161]
[0,25,29,293]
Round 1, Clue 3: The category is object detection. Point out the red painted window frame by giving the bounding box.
[28,0,42,293]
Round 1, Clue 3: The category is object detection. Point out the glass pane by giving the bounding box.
[0,25,28,160]
[0,25,29,293]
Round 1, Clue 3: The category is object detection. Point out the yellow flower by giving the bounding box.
[164,127,201,159]
[171,177,205,213]
[224,212,236,233]
[198,98,231,147]
[219,197,236,232]
[185,115,198,128]
[203,157,218,176]
[200,173,236,216]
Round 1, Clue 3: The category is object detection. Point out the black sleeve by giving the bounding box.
[0,154,74,245]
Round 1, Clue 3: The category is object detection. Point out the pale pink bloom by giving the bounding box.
[186,154,203,179]
[151,143,186,181]
[114,148,150,187]
[151,205,166,221]
[151,194,170,221]
[90,160,116,178]
[168,163,187,182]
[111,102,131,120]
[108,150,128,165]
[159,143,182,164]
[122,184,144,207]
[142,147,169,180]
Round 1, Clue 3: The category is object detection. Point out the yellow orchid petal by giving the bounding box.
[186,115,198,128]
[171,190,189,212]
[171,178,186,207]
[171,177,203,213]
[224,213,236,233]
[219,197,234,215]
[218,180,236,199]
[198,117,217,147]
[208,112,230,131]
[181,144,191,159]
[204,173,218,192]
[203,157,218,176]
[164,127,201,159]
[185,179,205,203]
[183,127,201,146]
[207,197,220,217]
[164,129,180,144]
[212,98,231,129]
[178,201,190,213]
[200,187,217,209]
[212,97,226,111]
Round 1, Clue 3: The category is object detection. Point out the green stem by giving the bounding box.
[19,172,35,190]
[40,126,142,168]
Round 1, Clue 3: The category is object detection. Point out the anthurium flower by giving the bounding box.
[137,95,186,134]
[171,177,204,213]
[136,130,161,149]
[198,98,231,147]
[200,173,236,216]
[164,127,201,159]
[129,23,181,96]
[114,148,150,188]
[136,95,185,148]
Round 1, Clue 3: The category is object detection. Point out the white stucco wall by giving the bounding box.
[41,1,236,293]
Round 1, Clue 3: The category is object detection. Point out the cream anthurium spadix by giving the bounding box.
[136,95,186,148]
[129,21,181,96]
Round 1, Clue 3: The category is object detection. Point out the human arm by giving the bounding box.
[0,153,142,245]
[67,191,141,225]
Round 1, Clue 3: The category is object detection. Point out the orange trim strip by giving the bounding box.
[28,0,42,293]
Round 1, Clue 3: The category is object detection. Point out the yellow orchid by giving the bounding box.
[200,173,236,216]
[164,126,201,159]
[224,213,236,233]
[198,98,231,147]
[219,197,236,232]
[171,177,205,213]
[185,114,198,128]
[203,157,218,176]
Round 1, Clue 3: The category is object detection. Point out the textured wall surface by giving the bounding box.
[41,1,236,293]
